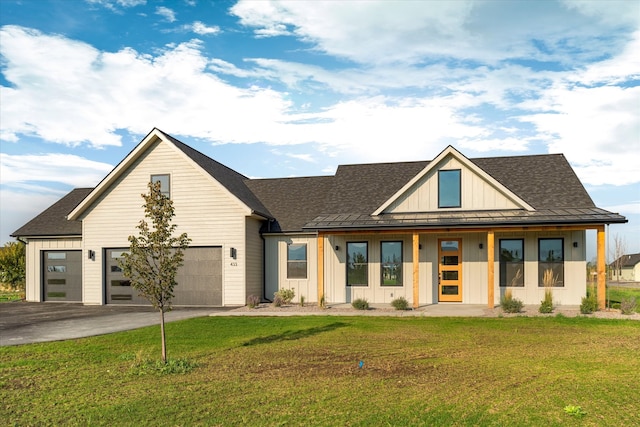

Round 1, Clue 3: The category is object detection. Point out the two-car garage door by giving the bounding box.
[105,247,223,306]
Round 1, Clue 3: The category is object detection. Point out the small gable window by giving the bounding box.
[287,243,307,279]
[438,169,461,208]
[151,174,170,198]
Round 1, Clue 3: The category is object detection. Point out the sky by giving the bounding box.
[1,0,639,261]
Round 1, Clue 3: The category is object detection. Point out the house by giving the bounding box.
[610,253,640,282]
[12,128,627,309]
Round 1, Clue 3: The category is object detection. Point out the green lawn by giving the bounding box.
[1,316,639,426]
[0,290,23,302]
[605,285,640,312]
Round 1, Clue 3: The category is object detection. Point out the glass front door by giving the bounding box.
[438,239,462,302]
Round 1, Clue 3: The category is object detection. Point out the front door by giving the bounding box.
[438,239,462,302]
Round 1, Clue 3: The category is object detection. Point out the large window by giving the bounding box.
[381,241,402,286]
[438,169,461,208]
[499,239,524,287]
[287,243,307,279]
[539,238,564,287]
[151,174,170,198]
[347,242,368,286]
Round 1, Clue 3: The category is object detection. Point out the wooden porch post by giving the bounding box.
[317,233,324,307]
[597,225,606,310]
[413,232,419,309]
[487,230,495,308]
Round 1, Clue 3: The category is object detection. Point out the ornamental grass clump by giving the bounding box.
[539,269,556,313]
[247,295,260,308]
[580,293,598,314]
[352,298,369,310]
[620,297,637,315]
[275,288,295,305]
[500,289,523,313]
[391,296,410,310]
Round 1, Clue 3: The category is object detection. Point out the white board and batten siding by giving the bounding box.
[80,138,252,305]
[24,238,82,302]
[493,230,587,306]
[385,156,521,213]
[264,234,318,304]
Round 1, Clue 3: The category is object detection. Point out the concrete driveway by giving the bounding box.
[0,302,219,346]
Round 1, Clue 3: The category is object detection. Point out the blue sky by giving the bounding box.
[1,0,639,261]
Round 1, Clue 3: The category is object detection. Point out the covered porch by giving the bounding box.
[315,224,608,309]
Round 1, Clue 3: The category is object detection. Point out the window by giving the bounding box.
[438,169,461,208]
[287,244,307,279]
[347,242,368,286]
[381,241,402,286]
[499,239,524,287]
[151,174,170,198]
[539,238,564,287]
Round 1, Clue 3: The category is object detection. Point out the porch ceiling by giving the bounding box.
[302,207,627,231]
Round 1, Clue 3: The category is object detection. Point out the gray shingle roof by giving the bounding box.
[11,188,93,237]
[610,253,640,268]
[246,176,334,232]
[13,132,627,238]
[161,131,273,219]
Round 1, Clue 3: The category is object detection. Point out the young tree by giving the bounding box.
[0,241,26,290]
[119,181,190,363]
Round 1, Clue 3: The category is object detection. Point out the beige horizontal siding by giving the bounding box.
[81,138,251,305]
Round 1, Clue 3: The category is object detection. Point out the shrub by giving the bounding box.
[620,297,637,315]
[539,289,554,314]
[247,295,260,308]
[580,293,597,314]
[352,298,369,310]
[275,288,295,304]
[299,295,305,307]
[391,296,409,310]
[272,293,284,307]
[500,289,523,313]
[320,295,326,309]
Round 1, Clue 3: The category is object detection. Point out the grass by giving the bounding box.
[0,289,23,302]
[606,285,640,313]
[1,316,639,426]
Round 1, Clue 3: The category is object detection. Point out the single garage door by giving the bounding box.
[43,250,82,302]
[105,247,222,306]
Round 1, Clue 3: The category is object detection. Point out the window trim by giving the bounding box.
[380,241,403,286]
[438,169,461,208]
[286,243,308,279]
[499,238,524,287]
[150,174,170,198]
[346,241,369,287]
[538,238,564,287]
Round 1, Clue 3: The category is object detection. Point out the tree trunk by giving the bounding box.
[160,309,167,364]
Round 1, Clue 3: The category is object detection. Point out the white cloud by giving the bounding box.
[604,201,640,215]
[0,153,113,187]
[191,21,220,35]
[86,0,146,10]
[156,6,177,23]
[230,0,638,66]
